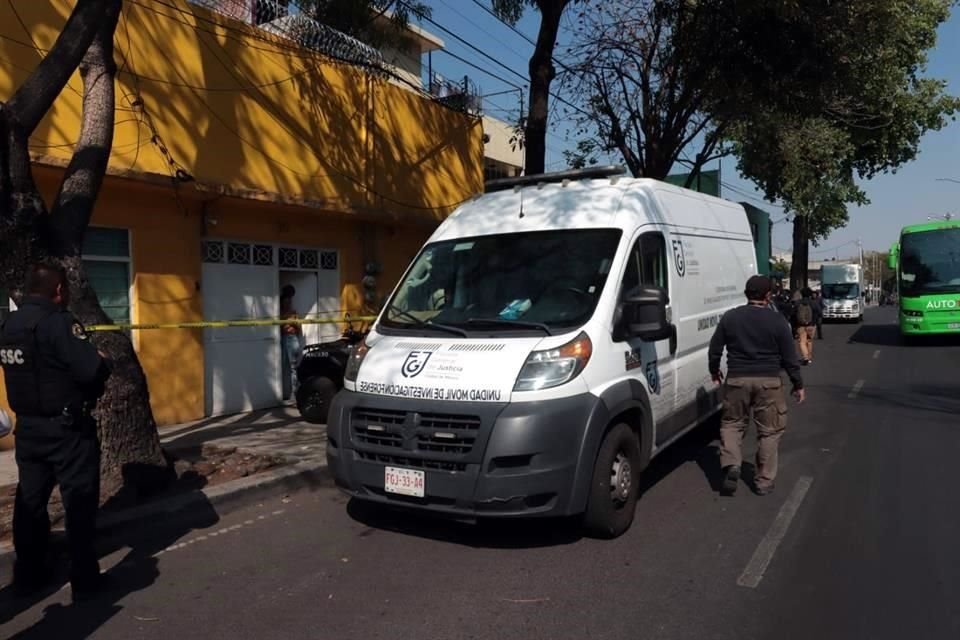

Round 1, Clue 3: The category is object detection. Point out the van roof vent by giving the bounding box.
[484,165,626,193]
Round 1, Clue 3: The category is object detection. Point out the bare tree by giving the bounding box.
[564,0,957,289]
[493,0,580,175]
[562,1,733,183]
[0,0,168,499]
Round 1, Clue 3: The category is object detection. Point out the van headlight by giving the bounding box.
[343,339,370,382]
[514,333,592,392]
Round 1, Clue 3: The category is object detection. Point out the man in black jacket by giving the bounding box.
[1,263,112,601]
[709,276,805,496]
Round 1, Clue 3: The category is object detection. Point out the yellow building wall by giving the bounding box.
[0,0,483,433]
[0,0,483,216]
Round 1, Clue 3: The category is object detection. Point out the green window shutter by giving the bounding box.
[83,261,130,325]
[83,227,129,258]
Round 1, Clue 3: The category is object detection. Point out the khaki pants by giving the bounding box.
[795,326,815,361]
[720,376,787,490]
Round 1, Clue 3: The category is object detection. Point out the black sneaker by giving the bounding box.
[720,465,741,496]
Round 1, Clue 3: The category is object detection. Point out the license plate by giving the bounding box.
[384,466,425,497]
[948,323,960,330]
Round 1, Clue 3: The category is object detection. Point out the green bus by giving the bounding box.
[889,217,960,338]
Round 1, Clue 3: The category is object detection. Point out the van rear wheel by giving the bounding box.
[296,376,338,424]
[584,423,641,539]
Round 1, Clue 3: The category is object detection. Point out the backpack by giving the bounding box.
[796,300,813,326]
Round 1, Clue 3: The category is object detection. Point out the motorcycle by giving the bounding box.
[295,317,367,425]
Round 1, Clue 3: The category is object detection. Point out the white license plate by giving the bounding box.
[948,323,960,330]
[384,466,425,497]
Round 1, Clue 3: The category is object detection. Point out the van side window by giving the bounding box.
[620,232,669,296]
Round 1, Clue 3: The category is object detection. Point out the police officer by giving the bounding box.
[708,275,805,496]
[1,263,111,600]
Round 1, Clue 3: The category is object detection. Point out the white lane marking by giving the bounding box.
[737,476,814,589]
[152,509,286,558]
[872,350,881,359]
[848,380,865,399]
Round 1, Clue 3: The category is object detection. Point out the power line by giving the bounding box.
[469,0,539,46]
[436,0,530,61]
[410,2,595,126]
[413,7,528,85]
[435,49,523,90]
[811,239,859,255]
[468,0,575,74]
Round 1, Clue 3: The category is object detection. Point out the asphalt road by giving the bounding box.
[2,306,959,639]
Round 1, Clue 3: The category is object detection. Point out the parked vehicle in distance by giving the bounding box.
[295,319,367,425]
[821,263,864,323]
[889,216,960,339]
[326,166,756,538]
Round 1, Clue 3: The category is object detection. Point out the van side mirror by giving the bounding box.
[616,286,673,341]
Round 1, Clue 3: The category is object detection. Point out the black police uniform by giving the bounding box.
[0,295,109,592]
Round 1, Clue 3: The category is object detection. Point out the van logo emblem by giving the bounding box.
[671,239,686,277]
[402,351,433,378]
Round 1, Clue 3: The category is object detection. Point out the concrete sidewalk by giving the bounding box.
[0,405,328,488]
[159,404,328,465]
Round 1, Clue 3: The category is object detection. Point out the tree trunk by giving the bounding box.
[790,215,809,291]
[0,0,168,502]
[524,1,566,175]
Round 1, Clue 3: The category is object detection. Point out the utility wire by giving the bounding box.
[468,0,575,74]
[436,0,530,61]
[811,239,859,255]
[436,48,524,90]
[418,10,592,121]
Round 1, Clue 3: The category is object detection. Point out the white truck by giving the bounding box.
[821,263,864,322]
[327,166,757,538]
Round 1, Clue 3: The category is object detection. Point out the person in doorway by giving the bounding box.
[813,290,824,340]
[792,288,818,365]
[709,275,805,496]
[280,285,303,399]
[1,263,112,601]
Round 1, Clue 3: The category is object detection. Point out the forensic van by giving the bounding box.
[327,166,757,537]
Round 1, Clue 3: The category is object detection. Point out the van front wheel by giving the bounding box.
[584,423,641,539]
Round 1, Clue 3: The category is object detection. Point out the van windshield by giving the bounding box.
[381,229,623,334]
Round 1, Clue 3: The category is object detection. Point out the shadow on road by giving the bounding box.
[857,384,960,416]
[347,418,722,548]
[0,465,220,638]
[848,320,960,348]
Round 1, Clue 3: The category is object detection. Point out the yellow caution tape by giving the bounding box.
[86,316,377,332]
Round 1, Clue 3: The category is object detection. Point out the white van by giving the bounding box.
[327,167,757,537]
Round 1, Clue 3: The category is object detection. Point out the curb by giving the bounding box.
[0,460,332,573]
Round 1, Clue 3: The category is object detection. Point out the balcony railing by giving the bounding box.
[429,73,482,115]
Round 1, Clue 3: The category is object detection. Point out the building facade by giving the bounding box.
[0,0,483,430]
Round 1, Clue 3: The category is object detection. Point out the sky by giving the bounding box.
[418,1,960,256]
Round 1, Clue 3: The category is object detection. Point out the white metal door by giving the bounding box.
[316,268,341,341]
[203,263,281,416]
